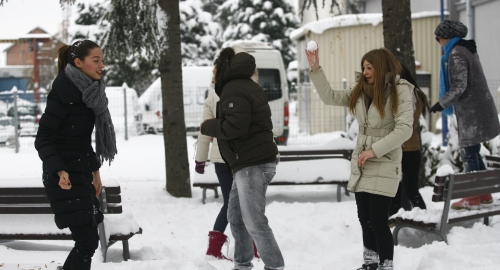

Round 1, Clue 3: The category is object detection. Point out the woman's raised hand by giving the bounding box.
[305,42,320,71]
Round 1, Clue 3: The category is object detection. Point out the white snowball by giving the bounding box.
[306,40,318,52]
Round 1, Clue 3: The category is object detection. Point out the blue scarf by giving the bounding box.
[439,36,462,116]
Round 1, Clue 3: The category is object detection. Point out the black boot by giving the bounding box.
[409,195,427,210]
[356,263,378,270]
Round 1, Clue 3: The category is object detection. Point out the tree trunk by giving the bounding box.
[382,0,416,78]
[382,0,427,187]
[158,0,192,198]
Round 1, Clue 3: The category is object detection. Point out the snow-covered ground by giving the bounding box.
[2,134,500,270]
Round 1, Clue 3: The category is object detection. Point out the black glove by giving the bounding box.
[430,102,444,113]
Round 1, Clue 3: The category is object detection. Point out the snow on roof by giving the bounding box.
[18,33,52,40]
[290,11,447,40]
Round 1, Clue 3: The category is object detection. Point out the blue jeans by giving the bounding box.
[228,162,284,270]
[460,144,486,173]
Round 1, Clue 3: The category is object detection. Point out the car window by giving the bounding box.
[258,69,282,101]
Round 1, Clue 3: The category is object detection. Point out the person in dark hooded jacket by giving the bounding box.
[35,40,116,270]
[430,20,500,210]
[201,47,284,270]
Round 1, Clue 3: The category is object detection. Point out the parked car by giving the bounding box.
[139,66,213,136]
[7,104,42,137]
[0,116,17,146]
[106,86,144,136]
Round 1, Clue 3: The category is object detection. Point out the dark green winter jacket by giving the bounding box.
[200,52,277,173]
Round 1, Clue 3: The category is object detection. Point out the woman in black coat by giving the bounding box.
[35,40,117,270]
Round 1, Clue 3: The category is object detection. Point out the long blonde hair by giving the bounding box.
[348,48,402,118]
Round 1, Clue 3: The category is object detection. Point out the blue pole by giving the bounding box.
[440,0,449,146]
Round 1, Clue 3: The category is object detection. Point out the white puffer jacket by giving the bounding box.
[309,68,414,197]
[195,88,224,163]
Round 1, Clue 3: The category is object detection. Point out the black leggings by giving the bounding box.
[63,224,99,270]
[355,192,393,264]
[390,151,427,215]
[213,163,234,233]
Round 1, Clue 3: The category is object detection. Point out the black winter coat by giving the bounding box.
[35,70,103,229]
[201,52,277,173]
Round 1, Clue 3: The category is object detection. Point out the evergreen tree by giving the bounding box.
[217,0,299,67]
[70,1,159,96]
[179,0,221,66]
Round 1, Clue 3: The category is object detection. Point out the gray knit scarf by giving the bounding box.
[65,64,117,165]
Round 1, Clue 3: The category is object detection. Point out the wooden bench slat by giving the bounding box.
[449,209,500,224]
[0,196,50,204]
[0,228,142,241]
[432,194,444,202]
[452,177,500,190]
[451,186,500,199]
[280,156,348,162]
[433,185,444,194]
[485,155,500,162]
[0,205,123,214]
[453,170,500,182]
[0,188,46,196]
[0,207,53,214]
[279,149,352,155]
[434,175,448,184]
[0,186,121,196]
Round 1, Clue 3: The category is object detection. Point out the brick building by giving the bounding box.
[1,27,63,95]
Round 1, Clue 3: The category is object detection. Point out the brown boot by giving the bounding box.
[206,231,231,261]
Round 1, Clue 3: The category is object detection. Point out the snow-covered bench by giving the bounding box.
[390,169,500,244]
[193,146,354,204]
[485,154,500,169]
[0,179,142,262]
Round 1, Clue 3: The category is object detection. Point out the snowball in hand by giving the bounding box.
[306,40,318,52]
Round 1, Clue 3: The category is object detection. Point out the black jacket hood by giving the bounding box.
[215,52,256,96]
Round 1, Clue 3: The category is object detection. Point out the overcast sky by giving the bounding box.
[0,0,66,39]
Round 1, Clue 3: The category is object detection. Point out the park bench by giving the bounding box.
[484,154,500,169]
[390,167,500,245]
[0,179,142,262]
[193,146,354,204]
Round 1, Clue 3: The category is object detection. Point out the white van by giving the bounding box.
[221,40,289,145]
[106,85,143,136]
[139,66,213,136]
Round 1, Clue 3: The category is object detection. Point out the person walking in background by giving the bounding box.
[200,47,284,270]
[389,65,428,217]
[35,40,117,270]
[306,47,414,270]
[430,20,500,210]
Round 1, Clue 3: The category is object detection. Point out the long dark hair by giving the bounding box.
[57,40,100,73]
[213,47,236,85]
[399,64,430,117]
[348,48,402,118]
